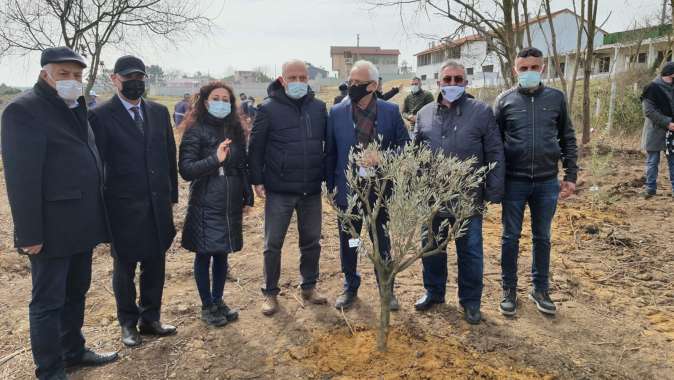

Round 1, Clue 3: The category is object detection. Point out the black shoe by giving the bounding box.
[45,372,68,380]
[201,305,227,327]
[138,320,177,336]
[529,289,557,315]
[463,305,481,325]
[64,348,118,368]
[389,294,400,312]
[215,300,239,322]
[334,291,357,310]
[121,325,142,347]
[414,293,445,311]
[499,288,517,316]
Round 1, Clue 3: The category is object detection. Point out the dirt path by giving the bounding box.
[0,145,672,379]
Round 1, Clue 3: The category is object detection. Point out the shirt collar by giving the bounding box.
[119,94,142,111]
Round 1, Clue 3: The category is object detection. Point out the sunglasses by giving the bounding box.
[441,75,464,84]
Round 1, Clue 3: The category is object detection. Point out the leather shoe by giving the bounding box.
[301,288,328,305]
[334,291,357,310]
[65,348,118,368]
[414,293,445,311]
[138,321,177,336]
[121,325,141,347]
[463,305,482,325]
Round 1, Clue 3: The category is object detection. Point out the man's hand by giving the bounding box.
[254,185,266,198]
[409,115,416,124]
[668,122,674,131]
[560,181,576,199]
[243,206,253,215]
[20,244,43,255]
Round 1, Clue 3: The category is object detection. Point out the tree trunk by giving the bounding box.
[376,274,393,352]
[581,0,598,146]
[522,0,533,46]
[543,0,568,96]
[569,0,585,115]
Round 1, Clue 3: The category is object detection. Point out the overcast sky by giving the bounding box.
[0,0,664,87]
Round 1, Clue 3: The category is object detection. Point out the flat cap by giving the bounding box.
[40,46,87,68]
[113,55,146,76]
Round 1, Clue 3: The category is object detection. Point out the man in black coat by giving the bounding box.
[89,55,178,347]
[248,59,328,316]
[1,46,117,380]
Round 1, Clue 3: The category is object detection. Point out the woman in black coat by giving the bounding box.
[179,81,253,327]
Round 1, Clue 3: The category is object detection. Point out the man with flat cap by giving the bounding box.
[89,55,178,347]
[2,46,117,379]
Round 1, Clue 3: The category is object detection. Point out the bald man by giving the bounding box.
[248,59,328,316]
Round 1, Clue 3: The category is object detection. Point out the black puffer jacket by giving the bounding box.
[494,85,578,183]
[179,115,254,254]
[248,79,327,195]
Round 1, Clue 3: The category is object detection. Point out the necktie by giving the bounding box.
[130,106,144,135]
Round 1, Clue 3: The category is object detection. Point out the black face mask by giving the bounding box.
[348,82,373,103]
[121,79,145,100]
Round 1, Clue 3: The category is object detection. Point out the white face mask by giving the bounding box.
[47,72,83,101]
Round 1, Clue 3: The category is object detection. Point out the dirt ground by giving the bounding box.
[0,88,673,379]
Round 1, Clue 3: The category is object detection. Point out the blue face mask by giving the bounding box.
[440,85,465,103]
[286,81,308,99]
[518,70,542,88]
[207,100,231,119]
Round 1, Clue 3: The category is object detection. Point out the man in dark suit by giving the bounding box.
[326,60,410,311]
[1,46,117,380]
[89,55,178,347]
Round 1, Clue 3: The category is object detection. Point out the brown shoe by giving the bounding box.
[262,295,279,316]
[301,288,328,305]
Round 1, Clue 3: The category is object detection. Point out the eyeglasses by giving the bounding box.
[441,75,464,84]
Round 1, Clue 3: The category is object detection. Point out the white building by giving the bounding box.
[414,8,606,88]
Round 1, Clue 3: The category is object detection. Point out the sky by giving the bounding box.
[0,0,665,87]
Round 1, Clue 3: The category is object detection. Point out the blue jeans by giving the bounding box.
[194,253,228,306]
[501,178,560,292]
[421,215,484,308]
[645,151,674,193]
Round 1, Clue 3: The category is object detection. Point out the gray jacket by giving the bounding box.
[641,76,673,152]
[415,94,505,204]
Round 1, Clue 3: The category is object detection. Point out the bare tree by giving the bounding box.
[581,0,599,146]
[325,143,491,352]
[0,0,215,94]
[540,0,568,96]
[568,0,586,115]
[371,0,523,87]
[522,0,533,46]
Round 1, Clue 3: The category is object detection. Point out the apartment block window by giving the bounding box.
[638,52,647,63]
[434,73,439,79]
[482,65,494,73]
[466,67,474,75]
[598,56,610,73]
[421,74,427,80]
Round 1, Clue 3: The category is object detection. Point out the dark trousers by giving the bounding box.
[262,191,322,296]
[112,254,166,327]
[29,251,92,380]
[337,204,392,294]
[194,253,228,306]
[421,215,484,307]
[501,178,560,292]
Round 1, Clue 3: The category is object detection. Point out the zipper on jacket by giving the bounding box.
[531,96,535,180]
[225,175,234,251]
[300,109,307,189]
